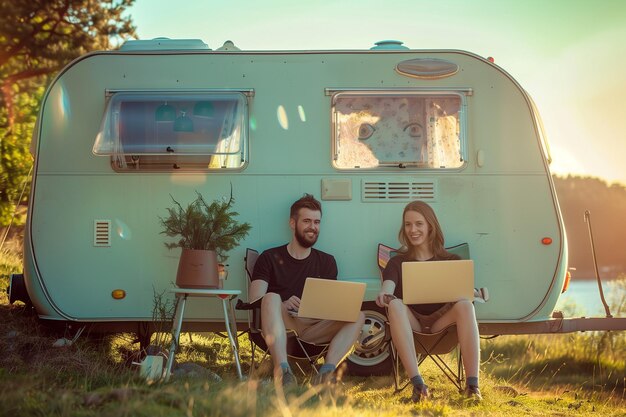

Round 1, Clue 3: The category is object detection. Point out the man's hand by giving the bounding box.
[283,295,301,313]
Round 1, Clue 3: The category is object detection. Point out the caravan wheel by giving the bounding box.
[346,306,392,376]
[8,274,32,307]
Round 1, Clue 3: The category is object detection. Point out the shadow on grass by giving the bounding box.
[486,354,625,391]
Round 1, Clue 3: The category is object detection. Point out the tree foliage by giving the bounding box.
[0,0,137,226]
[553,175,626,278]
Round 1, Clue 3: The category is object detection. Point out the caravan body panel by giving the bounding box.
[25,46,567,324]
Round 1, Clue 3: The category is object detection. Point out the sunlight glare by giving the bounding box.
[51,82,70,134]
[297,105,306,122]
[549,144,589,177]
[115,219,132,240]
[276,105,289,130]
[169,174,207,186]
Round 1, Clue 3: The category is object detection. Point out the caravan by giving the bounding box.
[13,38,591,373]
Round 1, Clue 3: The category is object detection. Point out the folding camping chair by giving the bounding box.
[378,243,471,392]
[235,248,330,378]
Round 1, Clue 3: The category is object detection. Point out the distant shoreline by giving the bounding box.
[570,275,625,281]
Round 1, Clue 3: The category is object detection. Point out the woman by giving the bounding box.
[375,200,482,402]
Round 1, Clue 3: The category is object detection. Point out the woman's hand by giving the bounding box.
[375,292,387,308]
[376,292,397,308]
[376,280,397,308]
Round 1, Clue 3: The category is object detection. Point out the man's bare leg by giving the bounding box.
[261,292,289,377]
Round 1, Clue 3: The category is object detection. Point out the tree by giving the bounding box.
[0,0,137,226]
[553,175,626,278]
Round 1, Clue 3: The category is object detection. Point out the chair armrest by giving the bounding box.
[235,297,263,311]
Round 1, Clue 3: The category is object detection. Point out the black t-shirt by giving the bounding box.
[383,252,461,315]
[251,244,338,301]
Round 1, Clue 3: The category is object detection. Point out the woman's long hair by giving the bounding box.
[397,200,454,260]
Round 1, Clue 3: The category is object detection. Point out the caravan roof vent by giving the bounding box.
[120,38,210,51]
[370,40,409,50]
[216,40,241,51]
[396,58,459,79]
[362,180,436,202]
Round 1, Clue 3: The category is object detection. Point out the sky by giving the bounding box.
[126,0,626,185]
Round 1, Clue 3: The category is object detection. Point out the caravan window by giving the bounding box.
[93,92,249,171]
[331,92,466,170]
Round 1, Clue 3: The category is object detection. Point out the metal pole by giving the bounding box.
[221,296,243,379]
[164,294,187,381]
[584,210,612,318]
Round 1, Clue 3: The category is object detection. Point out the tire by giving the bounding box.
[346,304,392,376]
[8,274,32,307]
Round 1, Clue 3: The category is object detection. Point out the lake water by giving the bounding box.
[555,279,625,317]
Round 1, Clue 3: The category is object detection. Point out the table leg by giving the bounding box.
[164,294,187,382]
[222,297,243,380]
[227,298,240,350]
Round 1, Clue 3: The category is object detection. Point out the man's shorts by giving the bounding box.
[278,302,347,344]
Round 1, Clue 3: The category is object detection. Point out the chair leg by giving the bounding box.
[427,353,463,391]
[292,337,329,375]
[249,339,257,378]
[390,342,399,391]
[248,339,271,379]
[456,348,465,391]
[390,342,412,393]
[417,353,426,366]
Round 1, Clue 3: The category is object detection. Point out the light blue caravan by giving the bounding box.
[14,38,611,374]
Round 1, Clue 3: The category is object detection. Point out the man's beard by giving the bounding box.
[295,227,318,248]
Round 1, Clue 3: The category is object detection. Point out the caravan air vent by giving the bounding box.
[362,180,436,202]
[370,40,409,50]
[120,38,210,51]
[94,220,111,247]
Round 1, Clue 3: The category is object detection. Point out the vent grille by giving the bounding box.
[94,220,111,247]
[362,180,436,202]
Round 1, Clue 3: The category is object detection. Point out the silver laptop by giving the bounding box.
[297,278,366,322]
[401,260,475,304]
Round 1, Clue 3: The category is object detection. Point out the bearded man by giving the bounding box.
[249,193,365,387]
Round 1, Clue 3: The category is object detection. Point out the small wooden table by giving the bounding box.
[164,288,243,381]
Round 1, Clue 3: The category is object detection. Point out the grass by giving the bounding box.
[481,333,625,395]
[480,280,626,404]
[1,238,625,416]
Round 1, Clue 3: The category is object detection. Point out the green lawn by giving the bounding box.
[1,244,624,416]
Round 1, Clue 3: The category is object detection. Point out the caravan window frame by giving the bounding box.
[93,89,252,172]
[329,89,469,171]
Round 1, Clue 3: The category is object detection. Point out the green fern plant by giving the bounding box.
[159,188,251,261]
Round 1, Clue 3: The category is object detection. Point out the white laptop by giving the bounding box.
[401,260,475,304]
[297,277,366,322]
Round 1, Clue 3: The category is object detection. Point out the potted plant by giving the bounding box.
[159,188,251,288]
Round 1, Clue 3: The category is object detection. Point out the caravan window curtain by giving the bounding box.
[331,92,466,170]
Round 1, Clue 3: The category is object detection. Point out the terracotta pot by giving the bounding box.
[176,248,219,288]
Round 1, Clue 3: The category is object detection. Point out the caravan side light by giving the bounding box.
[541,237,553,245]
[112,289,126,299]
[562,271,572,293]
